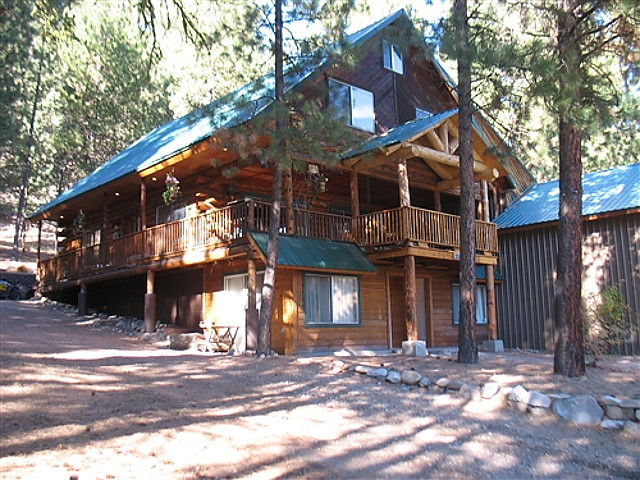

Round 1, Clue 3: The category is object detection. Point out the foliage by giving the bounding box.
[162,171,181,206]
[584,283,637,364]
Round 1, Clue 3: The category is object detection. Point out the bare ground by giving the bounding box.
[1,300,639,480]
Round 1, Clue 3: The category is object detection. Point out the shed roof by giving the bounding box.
[249,232,377,273]
[494,163,640,230]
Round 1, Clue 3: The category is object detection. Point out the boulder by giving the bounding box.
[527,391,551,409]
[447,379,465,391]
[481,382,500,399]
[354,365,372,374]
[418,376,431,389]
[604,405,625,420]
[459,383,481,400]
[436,378,450,389]
[386,370,402,384]
[401,370,422,385]
[601,419,625,430]
[623,420,640,438]
[552,395,604,425]
[599,395,621,407]
[509,385,528,404]
[368,367,389,379]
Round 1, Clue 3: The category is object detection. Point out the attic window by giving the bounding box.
[383,41,403,75]
[328,78,375,132]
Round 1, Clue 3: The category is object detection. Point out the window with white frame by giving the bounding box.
[328,79,375,132]
[383,40,403,74]
[224,271,265,309]
[304,273,360,326]
[451,283,488,325]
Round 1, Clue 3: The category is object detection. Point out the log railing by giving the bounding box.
[38,201,497,287]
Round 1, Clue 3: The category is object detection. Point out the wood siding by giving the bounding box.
[497,212,640,354]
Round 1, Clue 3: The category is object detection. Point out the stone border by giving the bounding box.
[342,361,640,438]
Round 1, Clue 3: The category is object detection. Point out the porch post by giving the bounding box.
[350,170,360,217]
[481,180,501,350]
[144,269,156,333]
[101,193,109,265]
[398,159,424,355]
[78,282,88,316]
[433,190,441,211]
[246,252,258,350]
[140,179,147,230]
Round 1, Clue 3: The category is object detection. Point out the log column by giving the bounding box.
[78,283,88,316]
[398,159,418,343]
[284,167,294,234]
[246,252,259,350]
[37,220,42,263]
[482,180,498,341]
[144,269,156,333]
[140,179,147,230]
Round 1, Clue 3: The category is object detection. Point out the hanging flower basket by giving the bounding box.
[162,171,181,206]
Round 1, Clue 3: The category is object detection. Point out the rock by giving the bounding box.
[636,410,640,422]
[418,377,431,388]
[528,406,552,417]
[527,391,551,409]
[332,360,346,369]
[601,419,625,430]
[386,370,402,384]
[368,367,389,379]
[436,378,450,389]
[354,365,372,375]
[599,395,621,407]
[481,382,500,399]
[620,399,640,409]
[401,370,422,385]
[447,379,465,391]
[604,405,625,420]
[552,395,604,425]
[459,383,480,400]
[622,420,640,438]
[509,385,529,404]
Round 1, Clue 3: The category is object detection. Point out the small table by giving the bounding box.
[199,323,240,352]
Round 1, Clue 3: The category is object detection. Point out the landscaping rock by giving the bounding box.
[622,420,640,438]
[368,367,389,379]
[481,382,500,399]
[528,405,552,417]
[601,419,625,430]
[386,370,402,384]
[551,395,604,425]
[636,410,640,422]
[354,365,372,374]
[401,370,422,385]
[436,378,450,389]
[446,379,465,391]
[459,383,480,400]
[604,405,625,420]
[527,391,551,409]
[620,398,640,409]
[418,376,431,389]
[509,385,528,404]
[599,395,621,407]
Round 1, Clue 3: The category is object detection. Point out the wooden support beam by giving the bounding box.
[482,180,498,340]
[404,254,418,342]
[436,168,499,191]
[409,143,493,176]
[144,270,156,333]
[438,123,449,154]
[140,179,147,230]
[426,129,444,152]
[398,159,411,208]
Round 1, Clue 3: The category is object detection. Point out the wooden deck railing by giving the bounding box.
[38,201,497,287]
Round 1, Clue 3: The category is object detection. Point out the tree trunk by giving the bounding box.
[553,0,585,376]
[257,0,285,356]
[12,36,46,261]
[455,0,477,364]
[553,119,585,376]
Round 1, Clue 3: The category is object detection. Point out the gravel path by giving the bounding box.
[1,300,638,479]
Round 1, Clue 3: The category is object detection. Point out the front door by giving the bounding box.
[389,274,432,348]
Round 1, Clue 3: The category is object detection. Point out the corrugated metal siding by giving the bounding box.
[497,211,639,354]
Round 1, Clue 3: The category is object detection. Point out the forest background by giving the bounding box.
[1,0,638,232]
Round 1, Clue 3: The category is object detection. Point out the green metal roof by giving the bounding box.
[249,232,377,273]
[31,10,411,219]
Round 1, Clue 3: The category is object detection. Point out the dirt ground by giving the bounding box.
[1,300,639,480]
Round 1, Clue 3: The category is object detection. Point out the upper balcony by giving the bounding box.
[38,199,498,289]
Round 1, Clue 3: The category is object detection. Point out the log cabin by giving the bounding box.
[30,10,534,354]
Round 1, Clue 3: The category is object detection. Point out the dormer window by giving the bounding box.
[328,78,375,132]
[383,40,403,75]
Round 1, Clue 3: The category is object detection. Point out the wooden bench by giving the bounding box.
[199,323,240,352]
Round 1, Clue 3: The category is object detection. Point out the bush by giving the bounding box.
[584,282,637,364]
